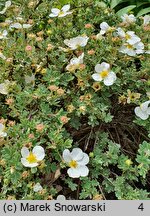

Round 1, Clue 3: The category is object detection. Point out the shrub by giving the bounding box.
[0,0,150,200]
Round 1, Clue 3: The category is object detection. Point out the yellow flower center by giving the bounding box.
[69,160,78,168]
[68,64,80,72]
[125,34,131,40]
[100,70,109,78]
[108,27,113,32]
[75,44,81,49]
[26,152,38,164]
[59,11,65,16]
[126,44,133,49]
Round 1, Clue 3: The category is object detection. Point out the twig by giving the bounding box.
[98,185,106,200]
[84,128,93,151]
[76,179,81,200]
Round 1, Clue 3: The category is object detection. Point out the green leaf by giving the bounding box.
[65,178,78,191]
[116,5,136,17]
[59,0,73,5]
[110,0,124,9]
[136,7,150,17]
[137,2,150,7]
[50,163,57,172]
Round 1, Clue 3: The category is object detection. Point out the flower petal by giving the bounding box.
[100,62,110,70]
[103,71,116,86]
[143,15,150,25]
[100,30,106,35]
[146,107,150,115]
[71,148,83,161]
[62,4,70,12]
[3,30,8,36]
[0,83,8,94]
[134,107,149,120]
[23,24,32,28]
[51,8,60,14]
[121,14,136,24]
[134,42,144,50]
[67,167,80,178]
[49,13,58,17]
[0,123,5,131]
[95,62,110,72]
[0,8,6,14]
[0,52,6,60]
[21,147,29,158]
[33,183,43,192]
[65,12,72,15]
[64,39,70,46]
[127,49,136,56]
[63,149,72,162]
[92,73,102,81]
[78,153,89,165]
[21,158,38,167]
[33,146,45,161]
[0,131,7,137]
[78,36,89,47]
[117,27,125,38]
[70,57,79,65]
[5,1,11,8]
[95,64,102,73]
[136,49,144,54]
[100,22,109,31]
[78,53,84,63]
[77,165,89,177]
[140,101,150,111]
[127,37,140,45]
[10,23,22,29]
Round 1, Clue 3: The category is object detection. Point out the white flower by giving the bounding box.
[9,23,32,29]
[21,146,45,168]
[145,50,150,54]
[4,19,13,24]
[25,74,35,85]
[63,148,89,178]
[119,41,144,56]
[117,28,141,45]
[143,15,150,26]
[99,22,112,35]
[56,195,66,200]
[59,46,70,52]
[0,52,6,60]
[92,62,116,86]
[96,33,103,40]
[147,92,150,99]
[134,101,150,120]
[0,30,8,39]
[22,24,32,29]
[49,4,72,18]
[0,1,11,14]
[16,16,24,22]
[33,183,43,192]
[0,80,10,95]
[0,123,7,137]
[66,53,84,71]
[64,35,89,50]
[121,14,136,24]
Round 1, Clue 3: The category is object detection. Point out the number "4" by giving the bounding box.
[138,203,144,211]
